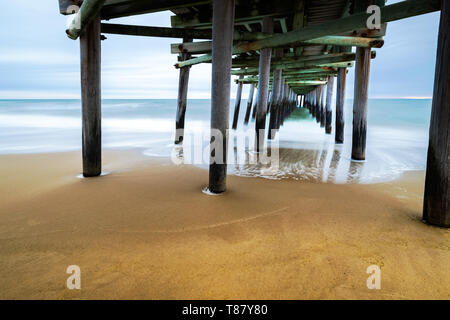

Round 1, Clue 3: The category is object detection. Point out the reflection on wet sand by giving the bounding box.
[173,131,375,183]
[169,108,421,184]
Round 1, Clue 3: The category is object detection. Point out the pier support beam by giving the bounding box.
[423,1,450,228]
[232,75,244,129]
[255,17,273,152]
[320,84,325,128]
[335,67,347,143]
[208,0,235,194]
[80,16,101,177]
[268,49,283,140]
[243,83,255,124]
[351,47,371,161]
[316,86,322,124]
[175,38,192,144]
[325,76,334,134]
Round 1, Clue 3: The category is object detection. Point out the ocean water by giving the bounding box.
[0,99,431,183]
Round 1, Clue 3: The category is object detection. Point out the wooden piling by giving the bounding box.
[319,85,326,128]
[208,0,235,193]
[251,94,258,119]
[175,38,192,144]
[423,0,450,228]
[232,75,244,129]
[316,86,322,124]
[80,16,101,177]
[268,49,283,140]
[351,47,371,161]
[325,76,334,134]
[243,83,255,124]
[255,16,273,152]
[335,67,347,144]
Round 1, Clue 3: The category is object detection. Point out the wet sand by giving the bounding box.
[0,150,448,299]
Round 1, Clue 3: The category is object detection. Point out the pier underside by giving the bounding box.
[58,0,448,227]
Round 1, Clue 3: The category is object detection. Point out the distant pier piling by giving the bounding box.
[320,84,325,128]
[175,38,192,144]
[268,49,283,140]
[335,66,347,143]
[351,47,371,161]
[232,75,244,130]
[325,76,334,134]
[255,16,273,152]
[243,83,255,124]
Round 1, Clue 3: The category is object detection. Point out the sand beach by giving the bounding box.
[0,149,448,299]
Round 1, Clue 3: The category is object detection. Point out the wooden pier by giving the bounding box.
[59,0,447,227]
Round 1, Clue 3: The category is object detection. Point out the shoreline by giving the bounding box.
[0,149,448,299]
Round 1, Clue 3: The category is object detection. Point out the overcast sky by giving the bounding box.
[0,1,440,99]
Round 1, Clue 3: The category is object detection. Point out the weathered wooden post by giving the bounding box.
[325,76,334,134]
[423,1,450,228]
[268,49,283,140]
[352,47,371,160]
[335,67,347,143]
[251,93,258,119]
[80,16,101,177]
[316,86,322,124]
[320,84,326,127]
[175,38,192,144]
[243,83,255,124]
[232,75,244,129]
[280,83,289,126]
[208,0,235,193]
[276,77,285,130]
[255,16,273,152]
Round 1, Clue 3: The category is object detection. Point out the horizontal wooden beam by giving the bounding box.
[171,0,293,28]
[231,66,334,76]
[101,23,212,39]
[287,80,327,86]
[235,0,439,53]
[171,35,384,54]
[66,0,106,40]
[174,0,440,66]
[101,23,271,41]
[177,51,364,69]
[101,0,211,20]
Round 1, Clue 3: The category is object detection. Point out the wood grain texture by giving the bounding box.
[325,76,334,134]
[232,75,244,130]
[243,83,255,124]
[255,16,273,152]
[175,39,192,145]
[208,0,235,193]
[423,0,450,227]
[335,67,347,144]
[351,47,371,161]
[80,16,101,177]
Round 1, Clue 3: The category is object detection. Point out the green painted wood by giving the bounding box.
[176,0,440,65]
[66,0,106,40]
